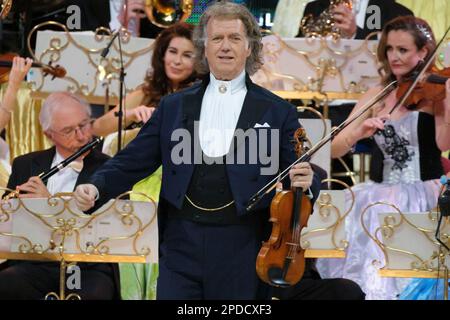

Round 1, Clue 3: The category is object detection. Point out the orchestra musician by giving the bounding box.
[0,92,119,300]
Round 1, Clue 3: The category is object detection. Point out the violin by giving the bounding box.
[397,65,450,110]
[0,53,66,84]
[256,128,312,287]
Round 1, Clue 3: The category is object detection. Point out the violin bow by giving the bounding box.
[248,24,450,212]
[247,81,397,211]
[387,24,450,115]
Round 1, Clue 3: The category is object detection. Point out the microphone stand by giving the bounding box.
[116,30,126,152]
[435,181,450,251]
[101,29,126,152]
[435,179,450,300]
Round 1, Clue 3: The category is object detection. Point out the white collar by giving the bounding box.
[53,150,65,165]
[52,150,83,173]
[209,70,246,95]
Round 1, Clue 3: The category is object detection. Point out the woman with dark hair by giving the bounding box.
[316,16,450,300]
[92,21,197,137]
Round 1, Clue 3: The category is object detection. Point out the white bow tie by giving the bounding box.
[67,160,83,173]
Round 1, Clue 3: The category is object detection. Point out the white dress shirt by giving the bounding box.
[46,152,80,195]
[199,71,247,157]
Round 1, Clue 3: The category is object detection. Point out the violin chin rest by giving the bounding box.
[268,267,291,288]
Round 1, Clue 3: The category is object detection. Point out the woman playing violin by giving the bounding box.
[0,56,33,131]
[317,16,450,300]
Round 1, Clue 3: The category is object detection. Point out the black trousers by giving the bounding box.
[157,216,270,300]
[272,263,365,300]
[0,260,116,300]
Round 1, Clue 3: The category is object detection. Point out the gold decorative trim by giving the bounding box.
[304,249,346,258]
[361,202,449,272]
[301,179,353,251]
[272,91,363,101]
[333,157,357,185]
[0,252,146,263]
[379,269,448,279]
[26,21,152,99]
[185,195,235,212]
[297,106,327,142]
[0,189,157,263]
[259,34,380,94]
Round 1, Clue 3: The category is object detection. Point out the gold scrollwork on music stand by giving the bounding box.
[26,21,152,99]
[301,179,354,251]
[0,189,157,300]
[259,34,380,95]
[297,106,328,143]
[361,202,450,299]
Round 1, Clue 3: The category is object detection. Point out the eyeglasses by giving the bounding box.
[50,119,94,139]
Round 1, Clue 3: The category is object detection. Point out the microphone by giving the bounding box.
[438,175,450,217]
[440,175,449,186]
[435,175,450,251]
[101,30,120,58]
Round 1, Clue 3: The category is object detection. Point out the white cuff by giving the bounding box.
[305,187,314,199]
[92,185,100,201]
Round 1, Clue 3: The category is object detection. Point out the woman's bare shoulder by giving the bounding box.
[125,88,146,109]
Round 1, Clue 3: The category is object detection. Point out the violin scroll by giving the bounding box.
[39,61,67,79]
[0,58,67,81]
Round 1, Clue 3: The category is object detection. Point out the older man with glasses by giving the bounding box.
[0,92,120,300]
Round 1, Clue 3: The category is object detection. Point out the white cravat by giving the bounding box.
[199,71,247,158]
[46,152,81,195]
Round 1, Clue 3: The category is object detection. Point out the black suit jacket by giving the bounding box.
[5,146,121,299]
[89,74,322,217]
[297,0,414,39]
[70,0,163,38]
[6,146,110,191]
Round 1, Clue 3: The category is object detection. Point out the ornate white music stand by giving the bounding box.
[302,185,352,259]
[252,35,381,107]
[362,206,450,299]
[0,191,158,300]
[27,23,153,105]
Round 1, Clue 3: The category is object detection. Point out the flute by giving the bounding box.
[39,137,103,182]
[4,137,103,199]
